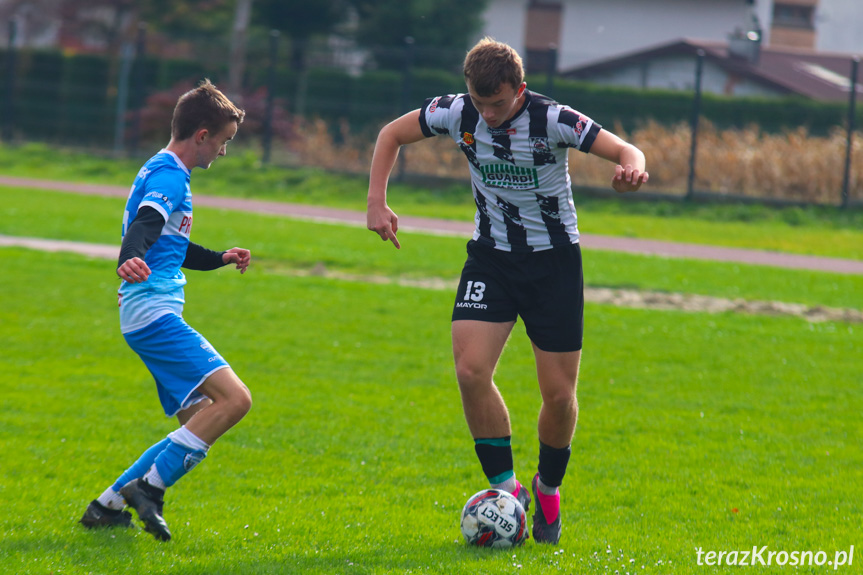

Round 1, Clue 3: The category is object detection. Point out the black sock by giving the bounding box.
[538,441,571,488]
[474,436,514,485]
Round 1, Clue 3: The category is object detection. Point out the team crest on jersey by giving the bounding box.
[530,137,557,165]
[462,132,475,145]
[480,164,539,190]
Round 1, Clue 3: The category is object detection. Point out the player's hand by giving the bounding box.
[612,164,649,193]
[367,202,400,249]
[117,257,151,283]
[223,247,251,274]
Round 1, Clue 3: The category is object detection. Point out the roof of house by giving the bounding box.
[561,38,862,102]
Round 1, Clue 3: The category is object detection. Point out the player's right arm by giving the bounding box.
[367,109,427,249]
[117,206,164,283]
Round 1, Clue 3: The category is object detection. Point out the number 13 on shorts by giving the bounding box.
[464,280,486,302]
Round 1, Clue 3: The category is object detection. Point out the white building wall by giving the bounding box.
[479,0,529,58]
[482,0,755,70]
[816,0,863,55]
[583,56,781,98]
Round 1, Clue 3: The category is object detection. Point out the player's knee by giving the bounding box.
[455,362,492,390]
[234,384,252,417]
[544,387,578,414]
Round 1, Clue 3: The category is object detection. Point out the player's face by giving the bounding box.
[197,121,238,169]
[468,82,526,128]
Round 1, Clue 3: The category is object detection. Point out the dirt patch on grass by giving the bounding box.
[2,235,859,324]
[295,263,863,324]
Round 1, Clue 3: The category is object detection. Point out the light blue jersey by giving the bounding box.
[119,150,194,333]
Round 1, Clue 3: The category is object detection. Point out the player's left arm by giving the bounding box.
[183,243,250,274]
[588,130,649,193]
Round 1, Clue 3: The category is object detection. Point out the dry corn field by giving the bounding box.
[288,118,862,204]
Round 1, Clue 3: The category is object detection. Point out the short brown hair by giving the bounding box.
[171,79,245,141]
[463,37,524,97]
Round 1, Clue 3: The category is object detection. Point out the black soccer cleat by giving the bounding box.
[79,499,133,529]
[531,473,562,544]
[120,479,172,542]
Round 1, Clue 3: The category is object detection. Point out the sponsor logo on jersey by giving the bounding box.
[455,301,488,309]
[463,132,475,145]
[487,127,517,136]
[480,164,539,190]
[428,96,440,113]
[178,215,193,234]
[574,115,588,137]
[144,191,174,212]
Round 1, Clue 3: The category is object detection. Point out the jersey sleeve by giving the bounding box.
[117,205,164,267]
[419,94,461,139]
[137,168,185,221]
[553,106,602,153]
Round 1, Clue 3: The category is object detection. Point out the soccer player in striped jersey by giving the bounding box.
[79,80,252,541]
[367,38,648,544]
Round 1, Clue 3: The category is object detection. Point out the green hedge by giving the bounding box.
[528,74,859,135]
[2,46,859,148]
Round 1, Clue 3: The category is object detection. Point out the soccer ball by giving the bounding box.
[460,489,527,548]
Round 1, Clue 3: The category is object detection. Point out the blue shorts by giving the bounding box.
[124,313,229,417]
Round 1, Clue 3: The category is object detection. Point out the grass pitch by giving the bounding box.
[1,244,861,573]
[0,151,861,573]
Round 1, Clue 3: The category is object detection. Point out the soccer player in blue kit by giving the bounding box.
[79,80,252,541]
[367,39,648,544]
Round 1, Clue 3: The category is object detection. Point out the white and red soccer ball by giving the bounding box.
[460,489,527,548]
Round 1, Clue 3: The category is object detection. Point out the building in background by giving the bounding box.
[480,0,863,75]
[560,38,862,102]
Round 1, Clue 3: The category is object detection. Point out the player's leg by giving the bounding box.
[453,319,530,511]
[520,242,584,544]
[452,240,530,508]
[452,320,514,438]
[181,367,252,445]
[123,368,251,541]
[453,319,514,439]
[534,347,581,448]
[528,346,581,545]
[117,314,250,540]
[80,396,215,530]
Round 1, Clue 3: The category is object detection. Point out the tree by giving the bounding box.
[349,0,490,71]
[227,0,253,100]
[252,0,348,71]
[136,0,235,37]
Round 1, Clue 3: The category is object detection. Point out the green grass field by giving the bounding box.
[2,142,863,259]
[1,246,861,574]
[1,148,862,573]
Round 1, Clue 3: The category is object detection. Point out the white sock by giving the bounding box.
[537,476,559,496]
[143,466,166,490]
[168,426,211,452]
[492,475,518,494]
[96,487,127,510]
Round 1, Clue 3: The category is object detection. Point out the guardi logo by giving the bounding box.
[480,164,539,190]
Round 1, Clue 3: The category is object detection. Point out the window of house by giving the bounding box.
[772,3,815,29]
[525,0,563,74]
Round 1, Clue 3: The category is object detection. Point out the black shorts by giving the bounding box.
[451,239,584,352]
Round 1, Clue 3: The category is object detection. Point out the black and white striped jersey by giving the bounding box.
[419,90,601,252]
